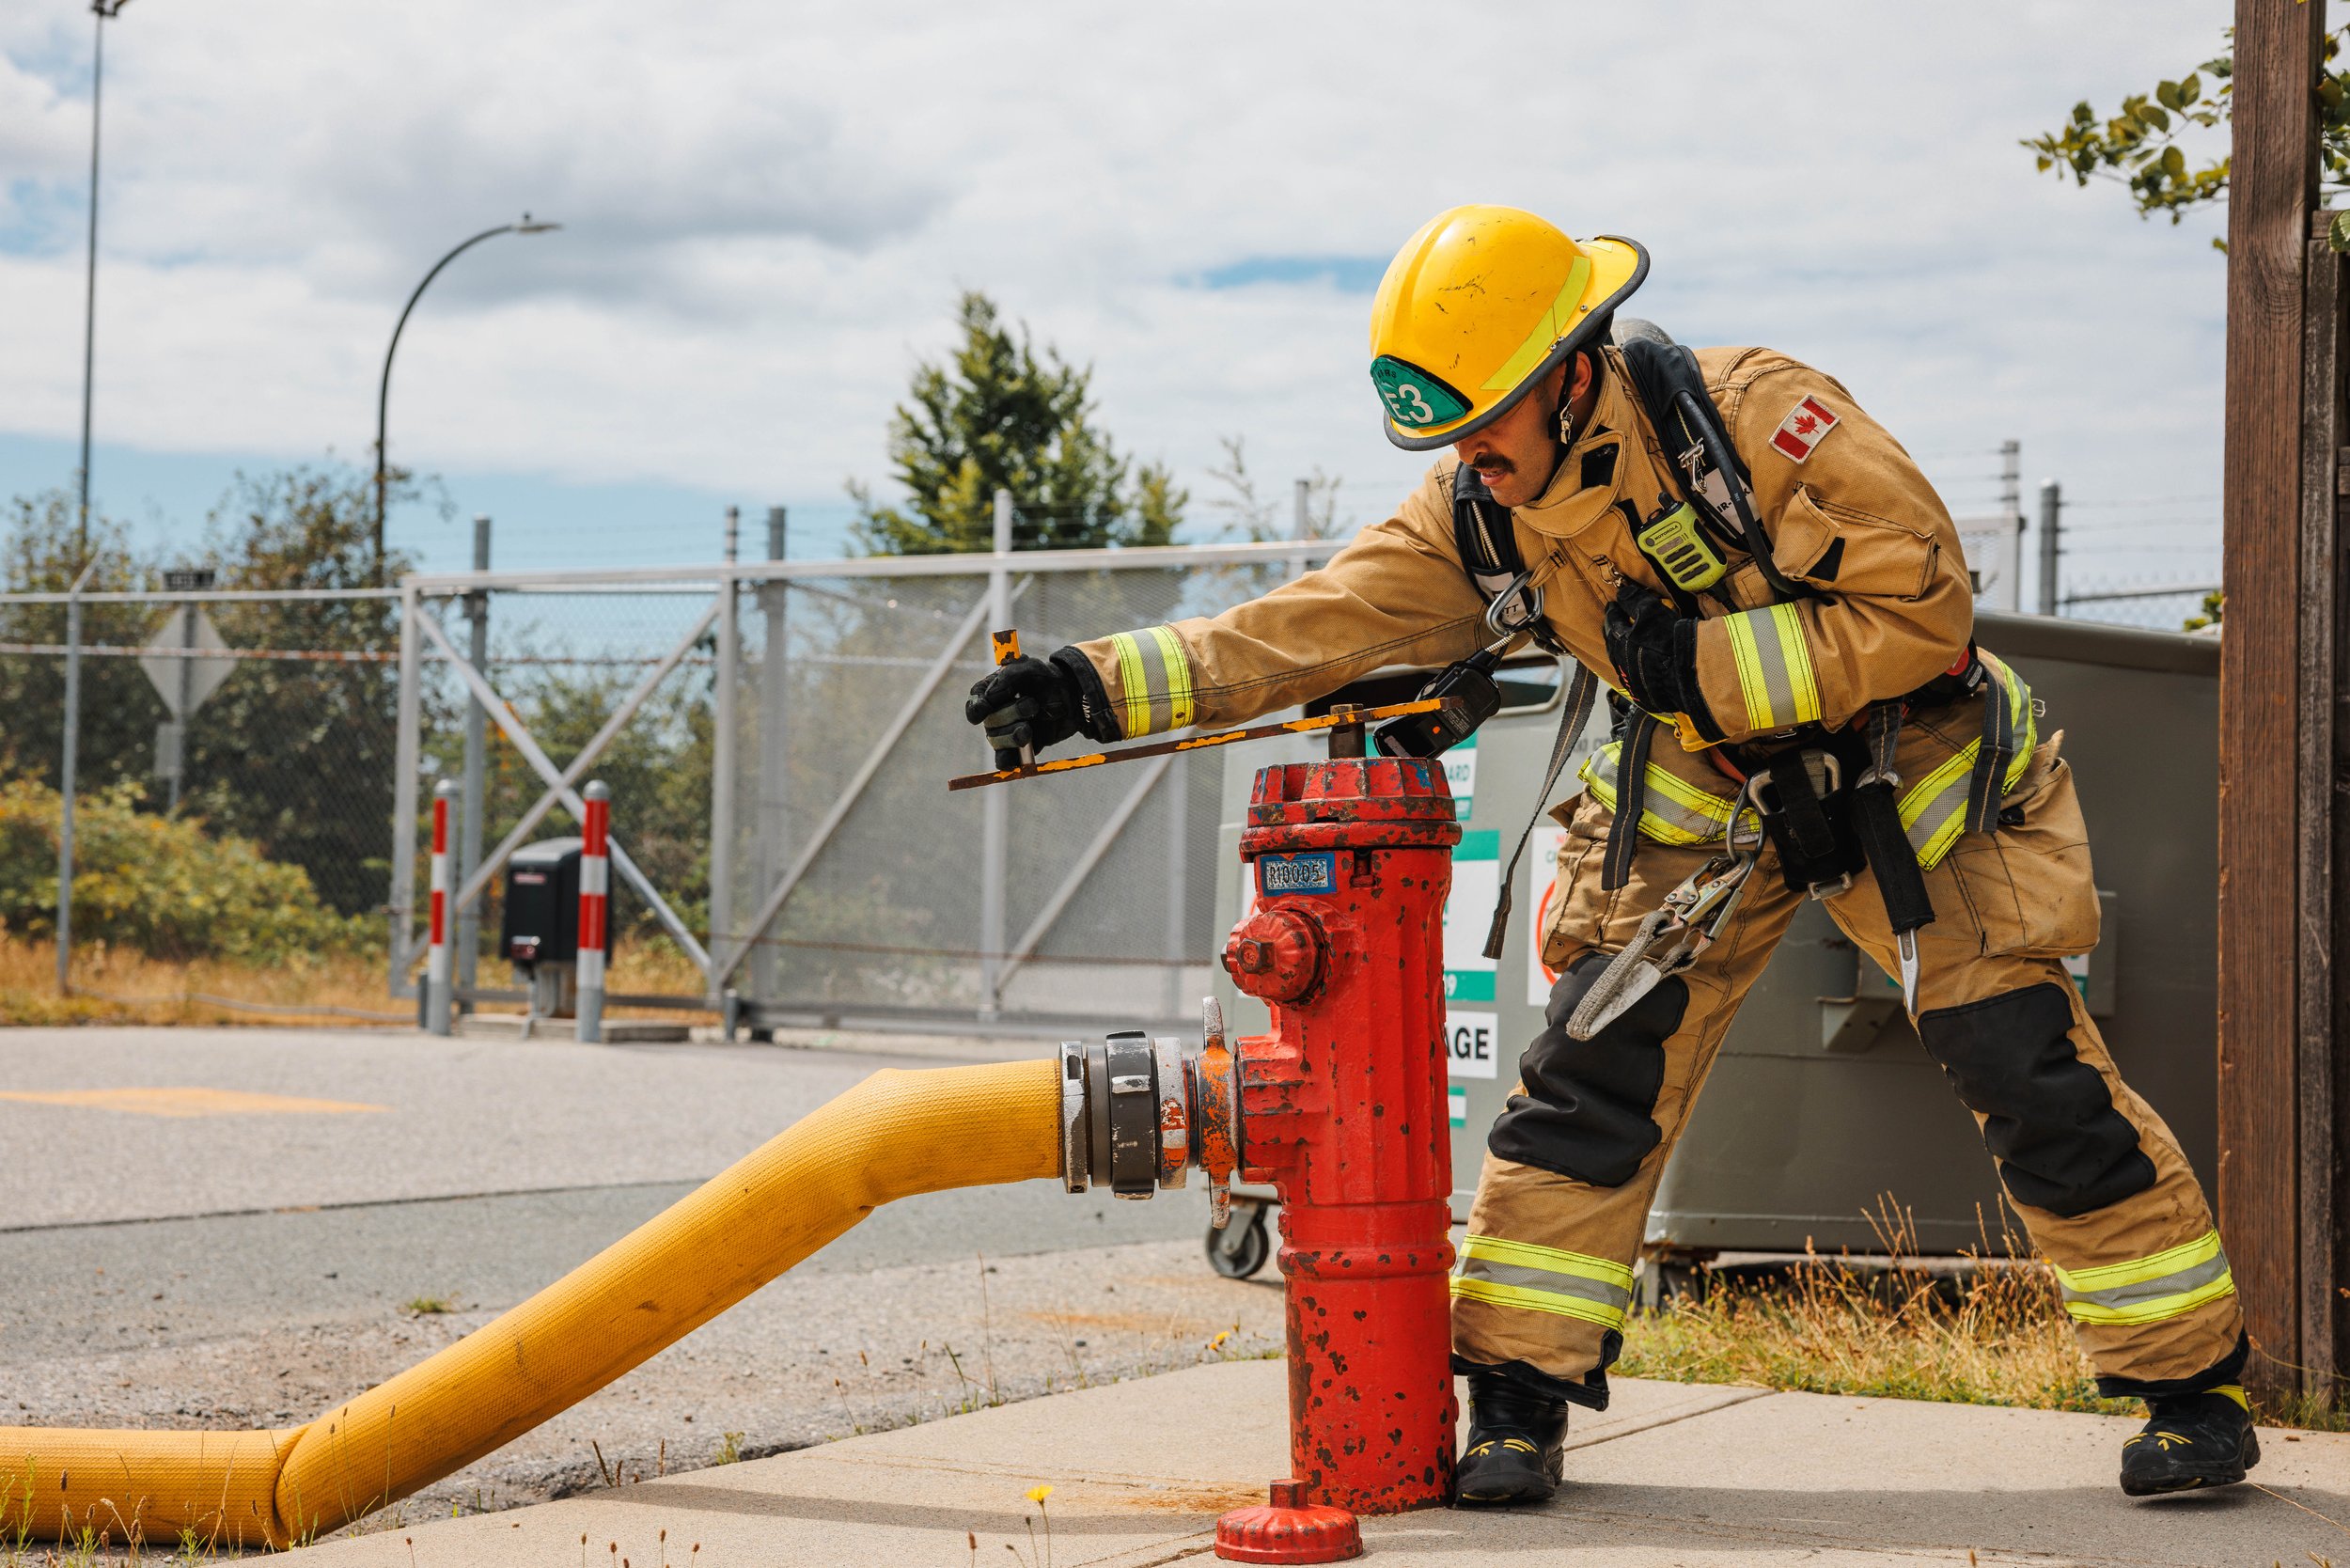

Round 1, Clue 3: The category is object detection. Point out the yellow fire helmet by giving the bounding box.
[1368,206,1648,451]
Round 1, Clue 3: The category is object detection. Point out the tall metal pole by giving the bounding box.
[708,507,742,1008]
[55,557,98,996]
[979,488,1013,1018]
[1293,478,1312,541]
[389,580,422,996]
[76,3,128,560]
[456,514,492,1006]
[2037,479,2061,617]
[754,506,789,1016]
[372,216,558,582]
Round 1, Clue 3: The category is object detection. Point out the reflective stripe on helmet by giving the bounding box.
[1106,626,1194,738]
[2052,1231,2235,1327]
[1579,741,1738,846]
[1450,1234,1634,1331]
[1479,257,1593,393]
[1721,603,1822,733]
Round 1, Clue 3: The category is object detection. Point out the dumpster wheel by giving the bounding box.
[1207,1200,1272,1279]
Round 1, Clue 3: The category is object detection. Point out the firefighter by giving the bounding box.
[964,206,2253,1504]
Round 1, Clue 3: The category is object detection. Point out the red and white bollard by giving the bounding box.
[576,780,610,1044]
[425,778,458,1036]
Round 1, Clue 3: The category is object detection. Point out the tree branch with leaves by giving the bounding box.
[2025,19,2350,250]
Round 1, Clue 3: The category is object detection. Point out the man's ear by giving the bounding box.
[1568,351,1595,404]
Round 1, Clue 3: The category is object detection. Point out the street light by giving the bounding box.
[75,0,134,564]
[372,213,559,578]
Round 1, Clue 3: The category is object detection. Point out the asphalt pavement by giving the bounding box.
[0,1026,1283,1524]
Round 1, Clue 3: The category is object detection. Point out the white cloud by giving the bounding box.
[1,1,2234,588]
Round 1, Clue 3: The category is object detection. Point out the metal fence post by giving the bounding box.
[54,557,96,996]
[389,580,423,995]
[709,507,741,1013]
[457,515,491,1007]
[426,778,457,1035]
[2037,479,2062,617]
[1163,755,1190,1019]
[979,487,1012,1017]
[755,506,789,1015]
[577,780,609,1043]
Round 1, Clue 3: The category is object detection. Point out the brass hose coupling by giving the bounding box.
[1058,997,1241,1225]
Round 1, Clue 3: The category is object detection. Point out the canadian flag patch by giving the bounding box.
[1770,396,1839,463]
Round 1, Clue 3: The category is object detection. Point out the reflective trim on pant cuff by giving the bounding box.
[1451,1275,1628,1331]
[2054,1230,2236,1326]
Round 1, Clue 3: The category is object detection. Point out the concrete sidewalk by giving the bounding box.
[288,1360,2350,1567]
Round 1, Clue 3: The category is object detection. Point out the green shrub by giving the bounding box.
[0,777,370,962]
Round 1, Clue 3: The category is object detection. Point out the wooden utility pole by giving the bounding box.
[2219,0,2343,1403]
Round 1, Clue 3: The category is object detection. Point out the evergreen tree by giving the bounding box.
[851,291,1185,554]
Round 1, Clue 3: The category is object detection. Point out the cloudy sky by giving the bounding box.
[2,2,2230,604]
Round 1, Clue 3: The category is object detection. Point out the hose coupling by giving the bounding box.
[1059,996,1239,1221]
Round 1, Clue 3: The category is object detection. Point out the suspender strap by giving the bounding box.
[1600,711,1656,892]
[1482,663,1602,961]
[1963,653,2023,835]
[1452,463,1565,653]
[1615,338,1820,605]
[1853,702,1935,936]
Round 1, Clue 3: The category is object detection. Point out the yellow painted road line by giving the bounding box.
[0,1087,388,1118]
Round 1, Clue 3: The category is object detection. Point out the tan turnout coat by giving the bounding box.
[1073,346,1974,772]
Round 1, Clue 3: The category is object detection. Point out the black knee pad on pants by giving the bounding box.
[1489,951,1688,1188]
[1914,982,2155,1218]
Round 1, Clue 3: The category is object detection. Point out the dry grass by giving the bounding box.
[1617,1204,2348,1433]
[0,931,715,1028]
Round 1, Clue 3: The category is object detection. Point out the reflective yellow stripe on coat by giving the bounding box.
[1578,742,1740,846]
[2052,1231,2235,1326]
[1896,653,2037,869]
[1450,1234,1635,1331]
[1721,603,1822,732]
[1104,626,1195,738]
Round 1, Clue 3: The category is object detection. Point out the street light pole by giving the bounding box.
[372,214,558,580]
[75,0,133,564]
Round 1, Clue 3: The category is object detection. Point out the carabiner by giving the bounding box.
[1482,569,1547,645]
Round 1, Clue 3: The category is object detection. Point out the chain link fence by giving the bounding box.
[0,586,405,924]
[380,533,1336,1033]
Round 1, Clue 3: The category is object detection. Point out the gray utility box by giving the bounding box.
[1211,611,2218,1261]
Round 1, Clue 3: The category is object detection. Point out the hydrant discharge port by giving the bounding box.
[1057,1001,1237,1217]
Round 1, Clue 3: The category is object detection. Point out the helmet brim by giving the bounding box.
[1380,236,1650,452]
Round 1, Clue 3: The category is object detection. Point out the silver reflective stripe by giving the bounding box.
[2063,1249,2232,1316]
[1455,1255,1634,1318]
[1902,752,1976,867]
[1134,629,1179,735]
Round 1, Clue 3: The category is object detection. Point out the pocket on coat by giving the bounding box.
[1941,745,2101,960]
[1779,486,1939,601]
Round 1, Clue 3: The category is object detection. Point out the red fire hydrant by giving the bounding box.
[1210,751,1461,1563]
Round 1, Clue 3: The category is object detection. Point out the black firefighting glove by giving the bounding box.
[1603,584,1722,743]
[964,647,1118,770]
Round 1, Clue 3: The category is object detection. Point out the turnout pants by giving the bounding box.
[1452,702,2246,1407]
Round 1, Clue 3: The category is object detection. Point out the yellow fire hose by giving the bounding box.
[0,1059,1061,1549]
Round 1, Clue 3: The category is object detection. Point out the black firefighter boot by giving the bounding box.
[1455,1372,1569,1506]
[2119,1385,2261,1497]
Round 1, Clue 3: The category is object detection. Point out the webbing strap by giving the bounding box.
[1483,664,1602,961]
[1600,711,1656,892]
[1853,703,1935,936]
[1963,651,2024,834]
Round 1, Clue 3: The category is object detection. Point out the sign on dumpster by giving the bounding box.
[1442,828,1498,1077]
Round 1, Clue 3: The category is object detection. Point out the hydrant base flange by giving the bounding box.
[1214,1481,1362,1563]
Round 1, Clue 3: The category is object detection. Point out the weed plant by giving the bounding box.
[1616,1203,2348,1432]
